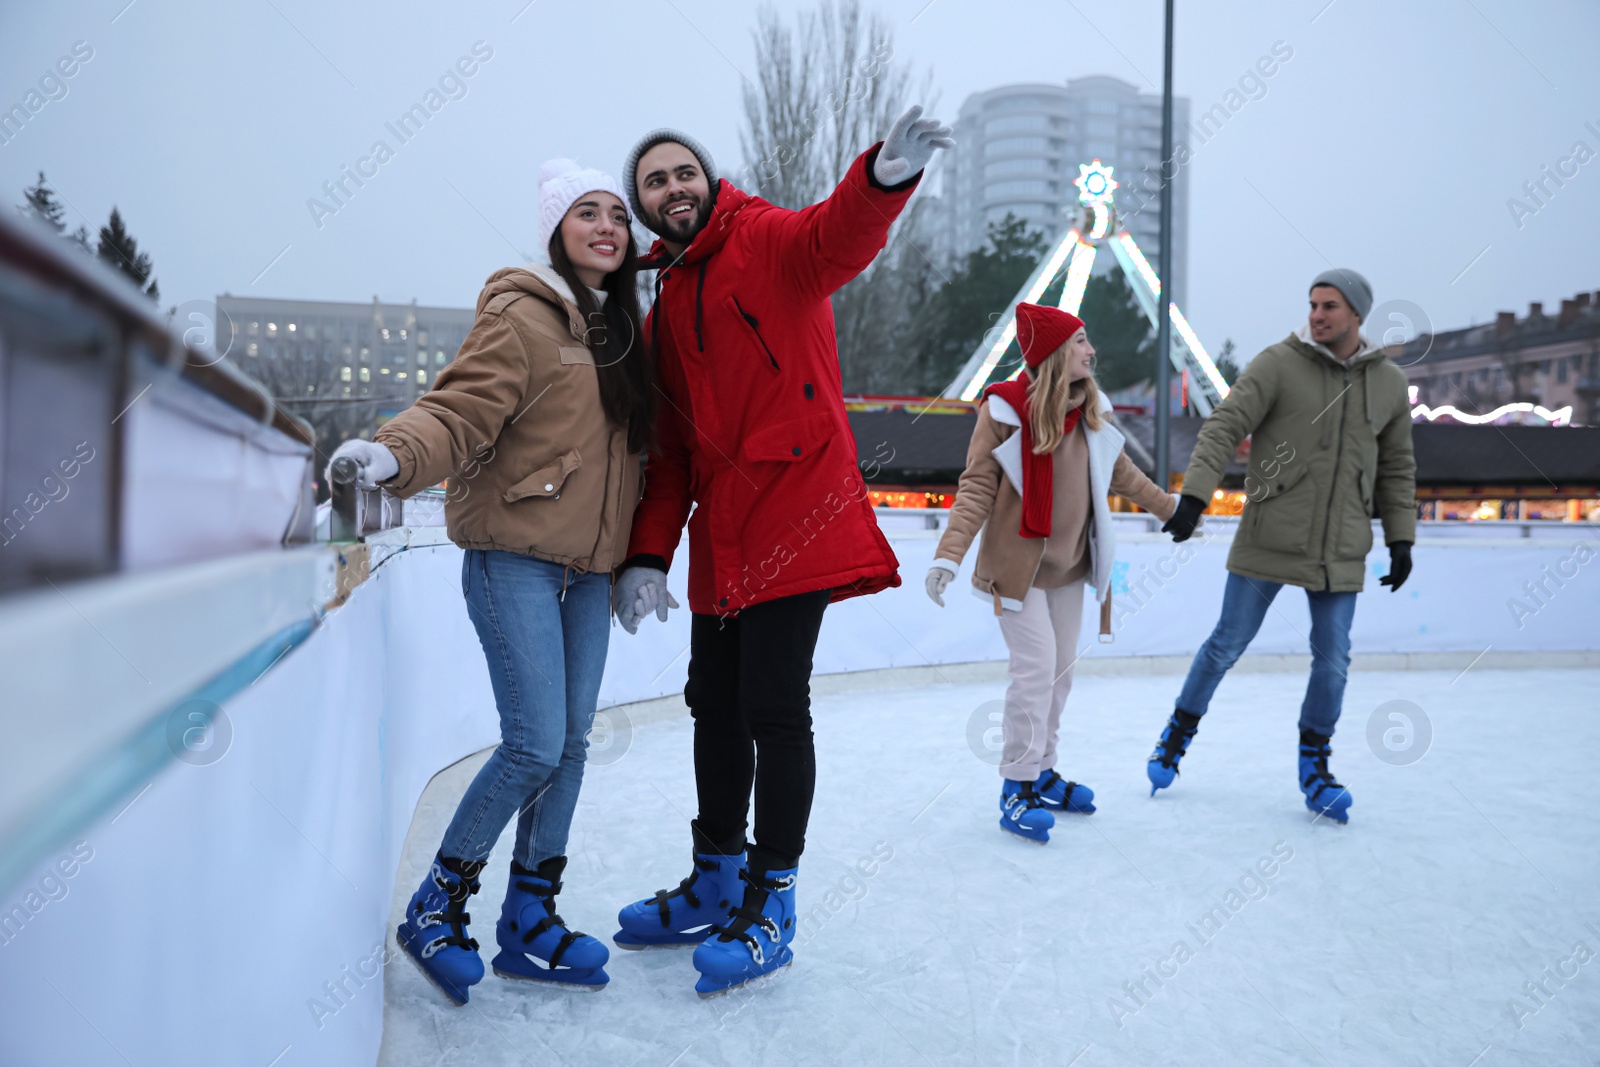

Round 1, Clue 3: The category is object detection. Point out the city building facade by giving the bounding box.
[1395,290,1600,426]
[216,294,473,409]
[214,294,474,463]
[939,75,1190,306]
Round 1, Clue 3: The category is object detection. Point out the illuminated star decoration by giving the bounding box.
[1074,160,1118,205]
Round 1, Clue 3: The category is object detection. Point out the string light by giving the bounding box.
[1411,401,1571,425]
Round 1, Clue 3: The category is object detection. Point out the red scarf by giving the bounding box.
[983,378,1083,539]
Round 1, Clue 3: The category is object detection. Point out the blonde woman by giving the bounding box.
[926,303,1177,844]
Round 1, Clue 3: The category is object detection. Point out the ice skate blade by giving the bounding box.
[492,964,608,990]
[694,956,793,999]
[998,824,1050,846]
[613,929,711,950]
[396,932,472,1006]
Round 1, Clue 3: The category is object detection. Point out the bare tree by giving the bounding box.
[738,0,943,394]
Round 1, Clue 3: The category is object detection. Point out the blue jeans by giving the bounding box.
[1175,571,1358,736]
[438,550,610,868]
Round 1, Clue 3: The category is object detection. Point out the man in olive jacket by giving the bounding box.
[1149,268,1417,824]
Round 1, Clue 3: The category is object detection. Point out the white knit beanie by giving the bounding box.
[537,158,628,253]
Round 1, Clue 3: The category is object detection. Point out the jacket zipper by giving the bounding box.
[731,295,780,371]
[1317,366,1351,590]
[693,261,706,352]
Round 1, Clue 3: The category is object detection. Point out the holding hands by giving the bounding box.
[1161,494,1207,543]
[613,566,679,634]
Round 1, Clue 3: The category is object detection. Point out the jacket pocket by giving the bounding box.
[503,448,582,502]
[743,411,836,463]
[730,295,780,372]
[1339,467,1376,558]
[559,346,595,366]
[1243,461,1313,554]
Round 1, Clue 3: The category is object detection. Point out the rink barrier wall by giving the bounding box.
[605,648,1600,727]
[3,519,1596,1067]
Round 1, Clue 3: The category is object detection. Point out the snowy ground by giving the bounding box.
[379,668,1600,1067]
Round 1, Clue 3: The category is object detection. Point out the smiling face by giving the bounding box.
[1062,328,1094,381]
[635,141,712,250]
[559,191,629,290]
[1309,285,1361,353]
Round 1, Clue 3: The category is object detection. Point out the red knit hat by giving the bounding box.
[1015,302,1084,368]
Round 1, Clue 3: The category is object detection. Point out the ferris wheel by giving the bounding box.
[942,159,1232,416]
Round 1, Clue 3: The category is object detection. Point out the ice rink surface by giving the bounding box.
[380,668,1600,1067]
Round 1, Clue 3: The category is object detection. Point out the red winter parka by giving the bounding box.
[625,143,920,616]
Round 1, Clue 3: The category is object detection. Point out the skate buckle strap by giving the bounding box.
[709,879,786,963]
[651,857,717,927]
[1004,792,1043,819]
[1300,747,1344,800]
[512,879,590,966]
[1152,711,1200,770]
[1037,769,1080,804]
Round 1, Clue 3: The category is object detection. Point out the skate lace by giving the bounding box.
[650,855,719,927]
[510,877,589,969]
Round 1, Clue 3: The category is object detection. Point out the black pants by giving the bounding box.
[685,588,830,871]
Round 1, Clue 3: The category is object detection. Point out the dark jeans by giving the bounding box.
[686,589,831,870]
[1176,571,1358,736]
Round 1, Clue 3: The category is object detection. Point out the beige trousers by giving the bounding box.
[996,580,1086,782]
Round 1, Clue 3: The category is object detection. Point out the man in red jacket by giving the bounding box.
[610,107,951,996]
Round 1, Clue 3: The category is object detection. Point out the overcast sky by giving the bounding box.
[2,0,1596,365]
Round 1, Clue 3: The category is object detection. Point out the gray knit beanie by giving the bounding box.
[1310,268,1373,321]
[621,128,719,220]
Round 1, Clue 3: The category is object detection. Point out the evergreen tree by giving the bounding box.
[1214,338,1241,385]
[97,206,158,300]
[21,171,66,232]
[908,213,1048,393]
[1079,270,1158,392]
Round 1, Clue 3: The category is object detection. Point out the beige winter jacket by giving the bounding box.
[936,386,1175,613]
[375,265,644,574]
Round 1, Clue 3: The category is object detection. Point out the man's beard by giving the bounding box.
[644,193,712,244]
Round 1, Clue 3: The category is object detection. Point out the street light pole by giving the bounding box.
[1154,0,1175,490]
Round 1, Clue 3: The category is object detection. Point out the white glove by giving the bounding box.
[613,566,679,635]
[874,105,955,186]
[326,439,398,490]
[925,559,957,607]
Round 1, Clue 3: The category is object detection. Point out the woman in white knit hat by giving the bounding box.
[326,159,653,1002]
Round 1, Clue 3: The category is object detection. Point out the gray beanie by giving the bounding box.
[1309,268,1373,321]
[621,128,719,221]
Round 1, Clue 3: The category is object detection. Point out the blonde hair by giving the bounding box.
[1026,343,1102,453]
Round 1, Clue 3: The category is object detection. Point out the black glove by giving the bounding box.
[1380,541,1413,592]
[1161,494,1207,542]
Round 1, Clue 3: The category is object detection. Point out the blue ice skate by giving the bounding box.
[397,852,486,1005]
[1147,709,1202,795]
[1000,779,1055,844]
[1034,769,1095,813]
[491,856,609,989]
[614,849,745,949]
[1299,729,1352,824]
[692,860,798,998]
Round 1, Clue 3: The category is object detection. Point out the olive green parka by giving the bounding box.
[1181,325,1417,592]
